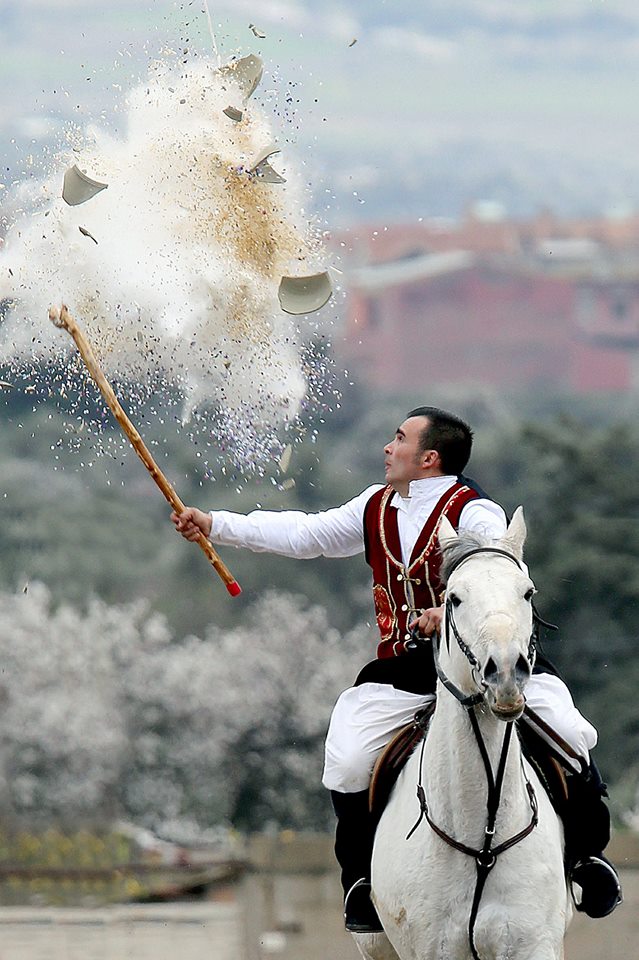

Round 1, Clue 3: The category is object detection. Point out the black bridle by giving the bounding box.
[426,545,553,706]
[406,545,548,960]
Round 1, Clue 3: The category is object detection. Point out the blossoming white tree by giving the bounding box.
[0,584,370,830]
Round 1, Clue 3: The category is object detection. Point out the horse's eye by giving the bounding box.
[449,594,462,608]
[524,588,535,602]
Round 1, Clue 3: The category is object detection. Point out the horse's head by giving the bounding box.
[438,507,536,721]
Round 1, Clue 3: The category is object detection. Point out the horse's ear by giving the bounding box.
[501,506,526,560]
[438,515,458,550]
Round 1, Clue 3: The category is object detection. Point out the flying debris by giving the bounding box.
[0,380,14,389]
[62,164,108,206]
[218,54,263,100]
[249,145,286,184]
[78,226,98,245]
[278,443,292,473]
[218,54,263,122]
[223,105,244,122]
[249,23,266,39]
[0,55,335,472]
[278,271,333,315]
[349,38,358,47]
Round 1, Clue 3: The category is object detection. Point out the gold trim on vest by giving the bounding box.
[407,485,471,574]
[377,483,472,574]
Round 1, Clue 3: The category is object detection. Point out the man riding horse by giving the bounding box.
[172,406,621,931]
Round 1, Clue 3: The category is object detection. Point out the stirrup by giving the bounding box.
[570,856,623,918]
[344,878,384,933]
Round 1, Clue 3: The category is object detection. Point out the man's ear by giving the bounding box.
[424,448,441,470]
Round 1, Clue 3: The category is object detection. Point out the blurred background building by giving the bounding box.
[337,207,639,393]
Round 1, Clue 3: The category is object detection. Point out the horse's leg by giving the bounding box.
[351,931,402,960]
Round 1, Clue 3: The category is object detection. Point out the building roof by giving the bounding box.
[347,249,475,293]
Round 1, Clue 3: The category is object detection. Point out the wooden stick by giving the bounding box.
[49,304,241,597]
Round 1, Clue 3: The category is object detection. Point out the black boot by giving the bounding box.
[570,855,622,918]
[564,761,622,918]
[331,789,383,933]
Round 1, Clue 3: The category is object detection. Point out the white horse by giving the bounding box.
[355,508,571,960]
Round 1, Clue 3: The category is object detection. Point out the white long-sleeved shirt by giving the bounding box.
[209,476,507,565]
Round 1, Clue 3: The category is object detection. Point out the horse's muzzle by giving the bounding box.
[482,651,530,720]
[489,696,526,721]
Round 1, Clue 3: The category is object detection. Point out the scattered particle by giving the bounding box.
[278,444,292,473]
[78,225,98,244]
[249,23,266,39]
[349,38,358,47]
[223,105,243,122]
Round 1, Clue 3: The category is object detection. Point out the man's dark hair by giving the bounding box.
[406,406,473,475]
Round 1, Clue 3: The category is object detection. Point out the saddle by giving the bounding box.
[369,702,571,826]
[369,701,435,824]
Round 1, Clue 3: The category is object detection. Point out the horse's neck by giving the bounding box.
[423,687,529,841]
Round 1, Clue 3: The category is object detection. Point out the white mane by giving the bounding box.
[439,527,493,584]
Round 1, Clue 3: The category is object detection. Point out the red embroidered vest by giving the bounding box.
[363,482,480,659]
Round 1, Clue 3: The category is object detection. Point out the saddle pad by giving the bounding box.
[369,701,436,824]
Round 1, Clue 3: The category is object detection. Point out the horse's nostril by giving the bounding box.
[515,654,531,683]
[484,656,498,683]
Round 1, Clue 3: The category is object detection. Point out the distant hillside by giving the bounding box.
[2,1,639,223]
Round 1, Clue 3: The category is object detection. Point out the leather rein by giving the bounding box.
[406,545,545,960]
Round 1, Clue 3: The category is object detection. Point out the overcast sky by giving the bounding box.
[2,0,639,221]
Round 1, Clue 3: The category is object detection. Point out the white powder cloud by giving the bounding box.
[0,55,326,437]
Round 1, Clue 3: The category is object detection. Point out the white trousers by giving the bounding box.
[322,673,598,794]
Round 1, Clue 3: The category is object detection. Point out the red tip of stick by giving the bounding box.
[226,580,242,597]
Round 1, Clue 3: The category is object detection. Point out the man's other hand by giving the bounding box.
[171,507,212,541]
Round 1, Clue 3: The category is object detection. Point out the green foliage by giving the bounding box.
[474,414,639,786]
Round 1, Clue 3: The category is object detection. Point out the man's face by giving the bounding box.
[384,416,434,492]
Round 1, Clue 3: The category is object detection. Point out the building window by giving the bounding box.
[576,287,595,329]
[612,293,628,321]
